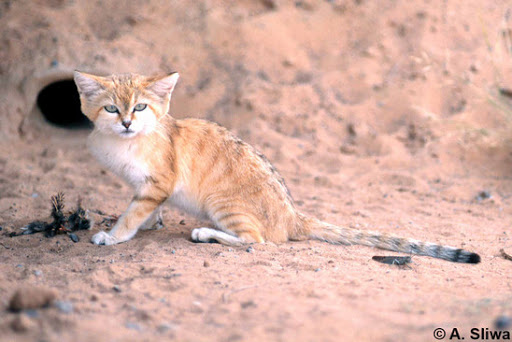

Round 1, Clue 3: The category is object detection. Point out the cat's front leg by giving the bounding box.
[140,206,164,230]
[91,195,165,245]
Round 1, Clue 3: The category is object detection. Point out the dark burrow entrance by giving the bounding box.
[37,79,93,128]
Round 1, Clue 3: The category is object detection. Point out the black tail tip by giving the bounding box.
[467,253,481,264]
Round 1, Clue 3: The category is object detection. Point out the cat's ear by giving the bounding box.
[148,72,179,98]
[73,71,105,98]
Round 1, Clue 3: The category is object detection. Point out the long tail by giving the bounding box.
[300,215,480,264]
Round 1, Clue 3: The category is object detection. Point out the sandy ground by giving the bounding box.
[1,1,512,341]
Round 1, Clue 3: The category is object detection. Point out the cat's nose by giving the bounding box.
[122,120,132,129]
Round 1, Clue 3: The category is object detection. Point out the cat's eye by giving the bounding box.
[104,105,119,113]
[134,103,147,112]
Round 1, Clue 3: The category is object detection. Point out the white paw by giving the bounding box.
[191,228,214,243]
[91,231,118,245]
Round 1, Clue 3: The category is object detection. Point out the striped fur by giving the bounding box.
[302,215,480,263]
[74,71,480,264]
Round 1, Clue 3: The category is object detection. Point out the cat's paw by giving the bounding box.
[191,227,244,246]
[191,227,214,243]
[91,231,118,245]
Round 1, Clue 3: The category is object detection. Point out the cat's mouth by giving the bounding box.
[119,129,136,137]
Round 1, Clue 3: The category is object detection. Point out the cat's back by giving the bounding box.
[172,117,275,180]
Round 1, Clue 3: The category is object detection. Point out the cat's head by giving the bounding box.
[73,71,179,138]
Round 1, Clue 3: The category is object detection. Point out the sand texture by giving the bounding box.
[1,1,512,341]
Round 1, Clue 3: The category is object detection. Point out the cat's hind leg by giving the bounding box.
[191,227,245,246]
[191,224,264,247]
[191,209,265,246]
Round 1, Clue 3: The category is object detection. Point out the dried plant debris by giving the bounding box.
[372,255,412,266]
[12,192,92,241]
[499,88,512,99]
[500,249,512,262]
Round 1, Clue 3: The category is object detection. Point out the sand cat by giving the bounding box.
[73,71,480,264]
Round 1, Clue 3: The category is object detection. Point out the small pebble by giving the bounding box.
[54,300,73,314]
[179,220,186,225]
[8,287,57,311]
[34,270,43,277]
[246,246,254,253]
[69,233,79,243]
[314,268,321,272]
[31,193,39,198]
[125,322,142,331]
[171,250,175,254]
[24,310,39,318]
[0,226,3,231]
[261,0,277,10]
[475,190,491,201]
[164,273,181,279]
[241,300,256,309]
[113,285,121,293]
[495,315,511,330]
[157,322,174,333]
[126,303,138,312]
[203,260,210,267]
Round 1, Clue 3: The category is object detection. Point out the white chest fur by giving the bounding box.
[87,133,150,188]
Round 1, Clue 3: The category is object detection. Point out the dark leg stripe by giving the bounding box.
[144,175,159,184]
[133,195,166,205]
[217,212,243,222]
[224,221,244,228]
